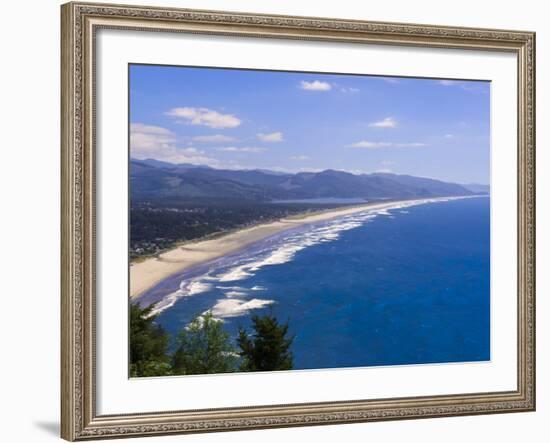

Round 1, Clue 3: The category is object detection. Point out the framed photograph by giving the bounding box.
[61,2,536,440]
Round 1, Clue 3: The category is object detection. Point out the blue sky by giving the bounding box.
[130,64,490,184]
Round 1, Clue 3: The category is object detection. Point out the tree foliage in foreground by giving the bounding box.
[129,303,294,377]
[129,303,172,377]
[238,314,294,372]
[171,312,238,375]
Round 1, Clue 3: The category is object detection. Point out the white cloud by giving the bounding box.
[193,134,236,143]
[395,143,426,147]
[165,107,241,128]
[340,86,360,93]
[300,80,332,91]
[131,123,173,136]
[266,166,324,174]
[382,78,400,84]
[300,80,359,93]
[290,155,310,161]
[257,132,284,142]
[444,134,454,139]
[130,123,176,151]
[350,141,392,148]
[349,140,426,149]
[130,122,219,165]
[368,117,397,128]
[438,80,488,93]
[216,146,267,153]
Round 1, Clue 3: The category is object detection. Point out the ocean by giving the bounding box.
[142,196,490,370]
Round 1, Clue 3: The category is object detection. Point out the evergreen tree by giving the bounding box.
[238,314,294,371]
[129,303,172,377]
[172,312,238,375]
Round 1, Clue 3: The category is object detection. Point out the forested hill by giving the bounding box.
[130,159,480,201]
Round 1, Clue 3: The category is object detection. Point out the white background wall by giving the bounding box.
[0,0,547,442]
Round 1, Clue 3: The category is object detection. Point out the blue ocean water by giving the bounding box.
[144,197,490,370]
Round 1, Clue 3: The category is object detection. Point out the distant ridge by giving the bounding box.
[460,183,490,194]
[130,158,474,201]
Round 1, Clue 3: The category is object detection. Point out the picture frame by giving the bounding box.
[61,1,536,440]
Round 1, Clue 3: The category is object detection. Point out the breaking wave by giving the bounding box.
[149,197,462,316]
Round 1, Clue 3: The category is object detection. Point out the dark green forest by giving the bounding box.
[130,198,340,259]
[130,303,295,377]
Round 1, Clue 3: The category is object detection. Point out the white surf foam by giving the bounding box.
[148,280,213,316]
[149,196,470,316]
[217,265,254,282]
[225,290,248,298]
[210,197,470,287]
[209,298,275,319]
[216,285,248,291]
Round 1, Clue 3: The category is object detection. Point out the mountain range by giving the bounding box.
[130,158,487,201]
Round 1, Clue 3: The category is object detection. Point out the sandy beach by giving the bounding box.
[130,197,459,298]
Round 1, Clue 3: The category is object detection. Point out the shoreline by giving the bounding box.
[130,196,469,298]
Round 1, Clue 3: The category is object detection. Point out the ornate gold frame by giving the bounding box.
[61,2,536,440]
